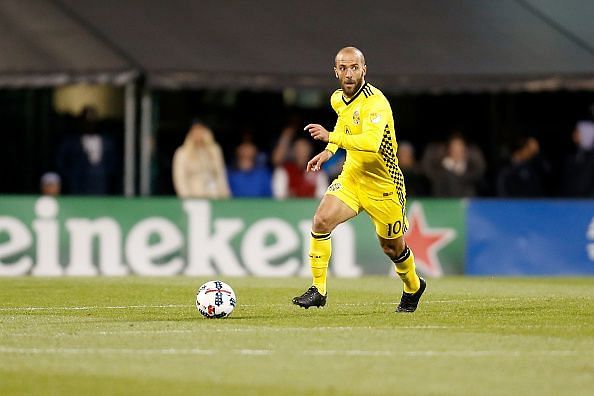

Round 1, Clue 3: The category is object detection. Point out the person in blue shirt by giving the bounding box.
[227,141,272,197]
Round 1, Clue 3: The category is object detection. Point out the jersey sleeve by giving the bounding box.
[324,118,342,154]
[325,143,339,154]
[328,96,387,153]
[325,90,343,154]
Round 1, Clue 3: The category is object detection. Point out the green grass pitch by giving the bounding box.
[0,276,593,396]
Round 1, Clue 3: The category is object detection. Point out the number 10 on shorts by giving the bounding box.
[387,221,402,237]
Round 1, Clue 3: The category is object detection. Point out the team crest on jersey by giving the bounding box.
[352,110,360,125]
[328,182,342,192]
[370,112,382,124]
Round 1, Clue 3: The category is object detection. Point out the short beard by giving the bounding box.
[341,79,363,98]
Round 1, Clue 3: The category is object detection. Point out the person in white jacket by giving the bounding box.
[172,122,230,199]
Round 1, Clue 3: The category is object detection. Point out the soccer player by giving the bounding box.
[292,47,426,313]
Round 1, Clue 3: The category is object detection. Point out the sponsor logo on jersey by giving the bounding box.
[370,112,382,124]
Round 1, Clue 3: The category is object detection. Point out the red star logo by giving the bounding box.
[404,203,455,277]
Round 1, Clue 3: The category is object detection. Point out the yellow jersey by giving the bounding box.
[325,82,405,204]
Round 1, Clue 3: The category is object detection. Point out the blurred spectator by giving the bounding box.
[227,141,272,197]
[172,121,230,199]
[271,122,298,169]
[397,141,430,197]
[562,121,594,197]
[497,136,550,197]
[323,149,346,181]
[238,126,269,167]
[272,124,328,198]
[57,106,117,195]
[40,172,61,196]
[422,133,486,197]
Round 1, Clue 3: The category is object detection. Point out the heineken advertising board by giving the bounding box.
[0,196,465,277]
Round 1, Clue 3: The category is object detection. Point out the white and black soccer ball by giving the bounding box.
[195,280,236,318]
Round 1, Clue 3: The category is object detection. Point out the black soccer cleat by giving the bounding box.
[292,286,327,309]
[396,277,426,313]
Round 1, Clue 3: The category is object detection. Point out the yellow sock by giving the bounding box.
[309,231,332,296]
[393,246,420,293]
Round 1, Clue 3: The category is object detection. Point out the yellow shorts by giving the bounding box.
[326,174,408,239]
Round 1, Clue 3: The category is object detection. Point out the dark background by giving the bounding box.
[1,87,591,196]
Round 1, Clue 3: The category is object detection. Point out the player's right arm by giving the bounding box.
[328,96,387,153]
[324,119,341,154]
[307,149,333,172]
[304,89,340,171]
[324,90,343,155]
[304,122,336,171]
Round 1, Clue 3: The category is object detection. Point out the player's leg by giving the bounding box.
[293,184,358,308]
[378,235,420,294]
[365,196,425,312]
[378,235,426,312]
[310,194,357,294]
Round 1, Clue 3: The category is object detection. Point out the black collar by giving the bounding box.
[342,81,368,106]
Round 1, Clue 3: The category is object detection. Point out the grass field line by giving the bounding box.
[0,304,188,311]
[0,297,539,312]
[92,325,450,333]
[0,346,589,358]
[5,323,588,339]
[4,325,451,337]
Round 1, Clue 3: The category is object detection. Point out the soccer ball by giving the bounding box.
[195,280,236,318]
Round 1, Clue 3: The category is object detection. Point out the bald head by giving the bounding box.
[335,47,366,66]
[334,47,367,98]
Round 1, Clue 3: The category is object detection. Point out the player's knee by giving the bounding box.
[380,238,406,260]
[381,243,398,259]
[312,213,334,234]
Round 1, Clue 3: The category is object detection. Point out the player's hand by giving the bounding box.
[306,150,333,172]
[304,124,330,143]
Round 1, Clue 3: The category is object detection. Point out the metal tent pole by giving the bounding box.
[139,89,152,196]
[124,81,136,197]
